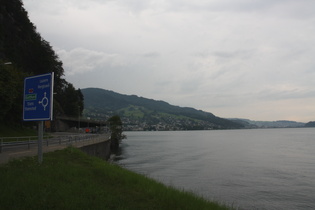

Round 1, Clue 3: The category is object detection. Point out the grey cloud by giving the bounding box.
[57,48,122,75]
[211,50,255,59]
[23,0,315,121]
[257,88,315,101]
[143,52,160,58]
[164,0,286,13]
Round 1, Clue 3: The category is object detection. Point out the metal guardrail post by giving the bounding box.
[28,137,30,150]
[0,138,2,153]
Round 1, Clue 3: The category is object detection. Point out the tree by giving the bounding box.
[108,115,124,150]
[0,62,29,124]
[0,0,84,127]
[54,82,84,117]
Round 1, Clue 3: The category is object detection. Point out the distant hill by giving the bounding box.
[305,121,315,127]
[81,88,244,130]
[229,118,305,128]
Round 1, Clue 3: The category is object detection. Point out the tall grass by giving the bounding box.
[0,147,231,210]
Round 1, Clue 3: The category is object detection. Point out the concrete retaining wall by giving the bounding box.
[79,139,111,160]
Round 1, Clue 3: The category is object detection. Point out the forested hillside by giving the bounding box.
[0,0,83,126]
[82,88,244,130]
[229,118,305,128]
[305,121,315,127]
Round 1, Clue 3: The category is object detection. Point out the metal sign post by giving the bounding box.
[23,73,54,164]
[38,121,44,163]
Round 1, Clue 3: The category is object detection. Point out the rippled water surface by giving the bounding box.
[115,128,315,210]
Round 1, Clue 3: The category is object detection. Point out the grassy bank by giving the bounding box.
[0,147,230,210]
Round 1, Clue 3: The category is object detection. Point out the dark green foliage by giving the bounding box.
[54,83,84,117]
[0,0,84,125]
[0,64,27,123]
[108,115,124,150]
[0,123,37,136]
[0,0,64,77]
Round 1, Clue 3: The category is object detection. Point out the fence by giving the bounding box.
[0,134,110,153]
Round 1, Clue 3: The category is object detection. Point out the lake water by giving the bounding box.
[114,128,315,210]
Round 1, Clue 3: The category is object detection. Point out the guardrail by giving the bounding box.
[0,134,109,153]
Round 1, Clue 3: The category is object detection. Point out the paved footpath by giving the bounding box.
[0,133,110,165]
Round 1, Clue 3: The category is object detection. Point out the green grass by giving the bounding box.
[119,105,146,118]
[0,147,231,210]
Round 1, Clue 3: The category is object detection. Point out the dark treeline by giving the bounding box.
[0,0,84,126]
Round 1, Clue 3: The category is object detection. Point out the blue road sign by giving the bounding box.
[23,73,54,121]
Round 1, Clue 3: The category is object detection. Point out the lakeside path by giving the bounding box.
[0,133,110,164]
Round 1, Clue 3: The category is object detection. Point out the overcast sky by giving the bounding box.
[23,0,315,122]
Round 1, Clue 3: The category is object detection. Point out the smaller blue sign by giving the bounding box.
[23,73,54,121]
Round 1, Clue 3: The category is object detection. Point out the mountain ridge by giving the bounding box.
[81,88,244,130]
[229,118,305,128]
[81,88,308,130]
